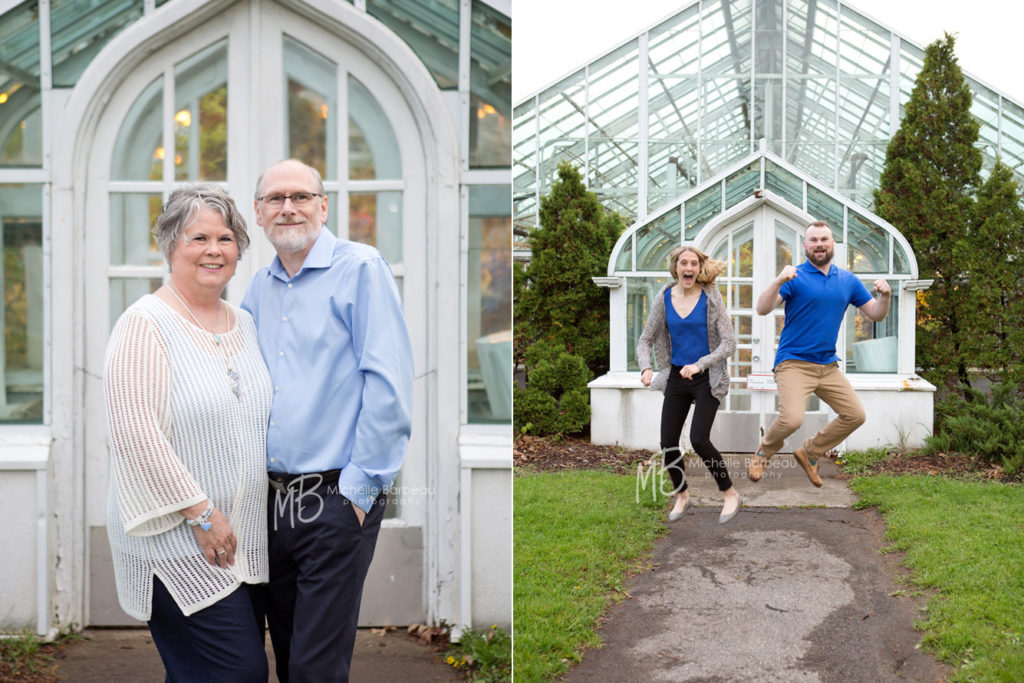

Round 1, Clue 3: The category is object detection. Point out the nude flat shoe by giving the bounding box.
[668,497,691,522]
[719,495,742,524]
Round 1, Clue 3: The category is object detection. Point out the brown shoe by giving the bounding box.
[747,449,768,482]
[793,448,823,487]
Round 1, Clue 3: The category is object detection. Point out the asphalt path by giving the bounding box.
[564,455,948,683]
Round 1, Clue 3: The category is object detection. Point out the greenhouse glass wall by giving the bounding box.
[514,0,1021,452]
[1,0,510,637]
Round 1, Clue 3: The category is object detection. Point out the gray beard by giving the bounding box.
[268,226,318,254]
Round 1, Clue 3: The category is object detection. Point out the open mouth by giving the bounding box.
[200,264,224,270]
[681,273,696,283]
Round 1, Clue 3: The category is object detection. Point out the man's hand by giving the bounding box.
[873,278,891,297]
[640,368,653,387]
[352,501,366,527]
[777,265,798,283]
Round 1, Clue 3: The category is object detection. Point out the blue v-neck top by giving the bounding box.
[665,288,710,367]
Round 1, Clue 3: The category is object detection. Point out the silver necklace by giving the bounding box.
[166,283,241,398]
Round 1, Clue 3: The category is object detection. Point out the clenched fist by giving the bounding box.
[777,265,798,283]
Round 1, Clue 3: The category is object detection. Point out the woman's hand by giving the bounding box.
[182,502,237,568]
[679,364,702,379]
[640,368,653,387]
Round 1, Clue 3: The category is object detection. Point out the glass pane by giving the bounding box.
[733,223,753,277]
[648,9,697,211]
[110,278,163,331]
[349,76,401,180]
[893,239,910,275]
[1,183,43,422]
[513,99,538,233]
[349,192,402,264]
[467,186,511,423]
[684,183,721,239]
[724,161,759,210]
[614,234,634,273]
[848,213,888,273]
[284,36,336,180]
[846,282,899,373]
[469,0,511,168]
[589,41,640,218]
[366,0,459,89]
[0,3,42,167]
[775,220,797,272]
[735,314,752,344]
[51,0,142,87]
[174,40,228,181]
[110,194,163,266]
[626,277,671,371]
[635,211,680,272]
[764,160,802,206]
[324,191,339,236]
[806,185,844,240]
[112,76,163,180]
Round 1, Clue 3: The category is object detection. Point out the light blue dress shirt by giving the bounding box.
[242,228,414,513]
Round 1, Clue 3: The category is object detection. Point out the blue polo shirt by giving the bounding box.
[773,260,872,368]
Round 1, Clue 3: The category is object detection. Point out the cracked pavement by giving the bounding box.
[563,455,947,683]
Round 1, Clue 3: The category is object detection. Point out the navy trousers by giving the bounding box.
[148,576,267,683]
[265,478,387,683]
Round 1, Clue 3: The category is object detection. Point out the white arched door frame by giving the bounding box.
[692,194,835,450]
[50,0,460,628]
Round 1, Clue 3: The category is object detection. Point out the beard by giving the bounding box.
[806,244,833,266]
[267,223,319,254]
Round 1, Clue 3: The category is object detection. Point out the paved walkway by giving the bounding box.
[54,627,457,682]
[565,454,948,683]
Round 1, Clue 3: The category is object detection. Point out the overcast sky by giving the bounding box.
[513,0,1024,105]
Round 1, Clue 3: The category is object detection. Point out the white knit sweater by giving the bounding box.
[104,294,272,620]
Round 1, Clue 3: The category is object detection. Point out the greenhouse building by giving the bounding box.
[513,0,1024,452]
[1,0,511,638]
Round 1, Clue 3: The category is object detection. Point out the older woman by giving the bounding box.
[637,245,741,524]
[104,184,272,681]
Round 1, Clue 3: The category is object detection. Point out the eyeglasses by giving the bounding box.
[257,192,324,207]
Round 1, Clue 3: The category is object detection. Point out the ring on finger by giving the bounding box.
[217,549,227,555]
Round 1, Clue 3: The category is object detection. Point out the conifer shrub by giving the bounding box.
[514,340,591,436]
[924,384,1024,476]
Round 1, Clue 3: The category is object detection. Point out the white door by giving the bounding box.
[83,1,428,625]
[703,204,830,453]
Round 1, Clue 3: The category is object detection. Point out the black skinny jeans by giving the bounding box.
[659,368,733,493]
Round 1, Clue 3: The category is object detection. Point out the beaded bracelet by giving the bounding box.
[185,501,214,532]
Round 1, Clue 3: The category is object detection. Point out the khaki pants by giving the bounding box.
[759,360,866,460]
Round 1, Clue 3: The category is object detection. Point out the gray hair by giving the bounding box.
[153,184,250,262]
[254,159,325,200]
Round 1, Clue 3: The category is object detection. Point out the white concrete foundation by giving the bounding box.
[589,373,935,454]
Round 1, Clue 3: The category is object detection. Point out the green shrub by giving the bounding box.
[514,341,592,436]
[923,383,1024,475]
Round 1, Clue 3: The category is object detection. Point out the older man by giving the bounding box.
[242,159,414,682]
[748,220,890,487]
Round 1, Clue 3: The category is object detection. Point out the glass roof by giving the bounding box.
[513,0,1024,234]
[609,150,916,278]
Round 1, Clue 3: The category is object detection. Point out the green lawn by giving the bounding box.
[513,469,666,681]
[852,475,1024,682]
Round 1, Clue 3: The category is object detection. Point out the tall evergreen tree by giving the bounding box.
[874,34,982,394]
[955,160,1024,388]
[513,161,623,378]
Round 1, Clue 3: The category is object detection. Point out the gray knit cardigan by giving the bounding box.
[636,282,736,400]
